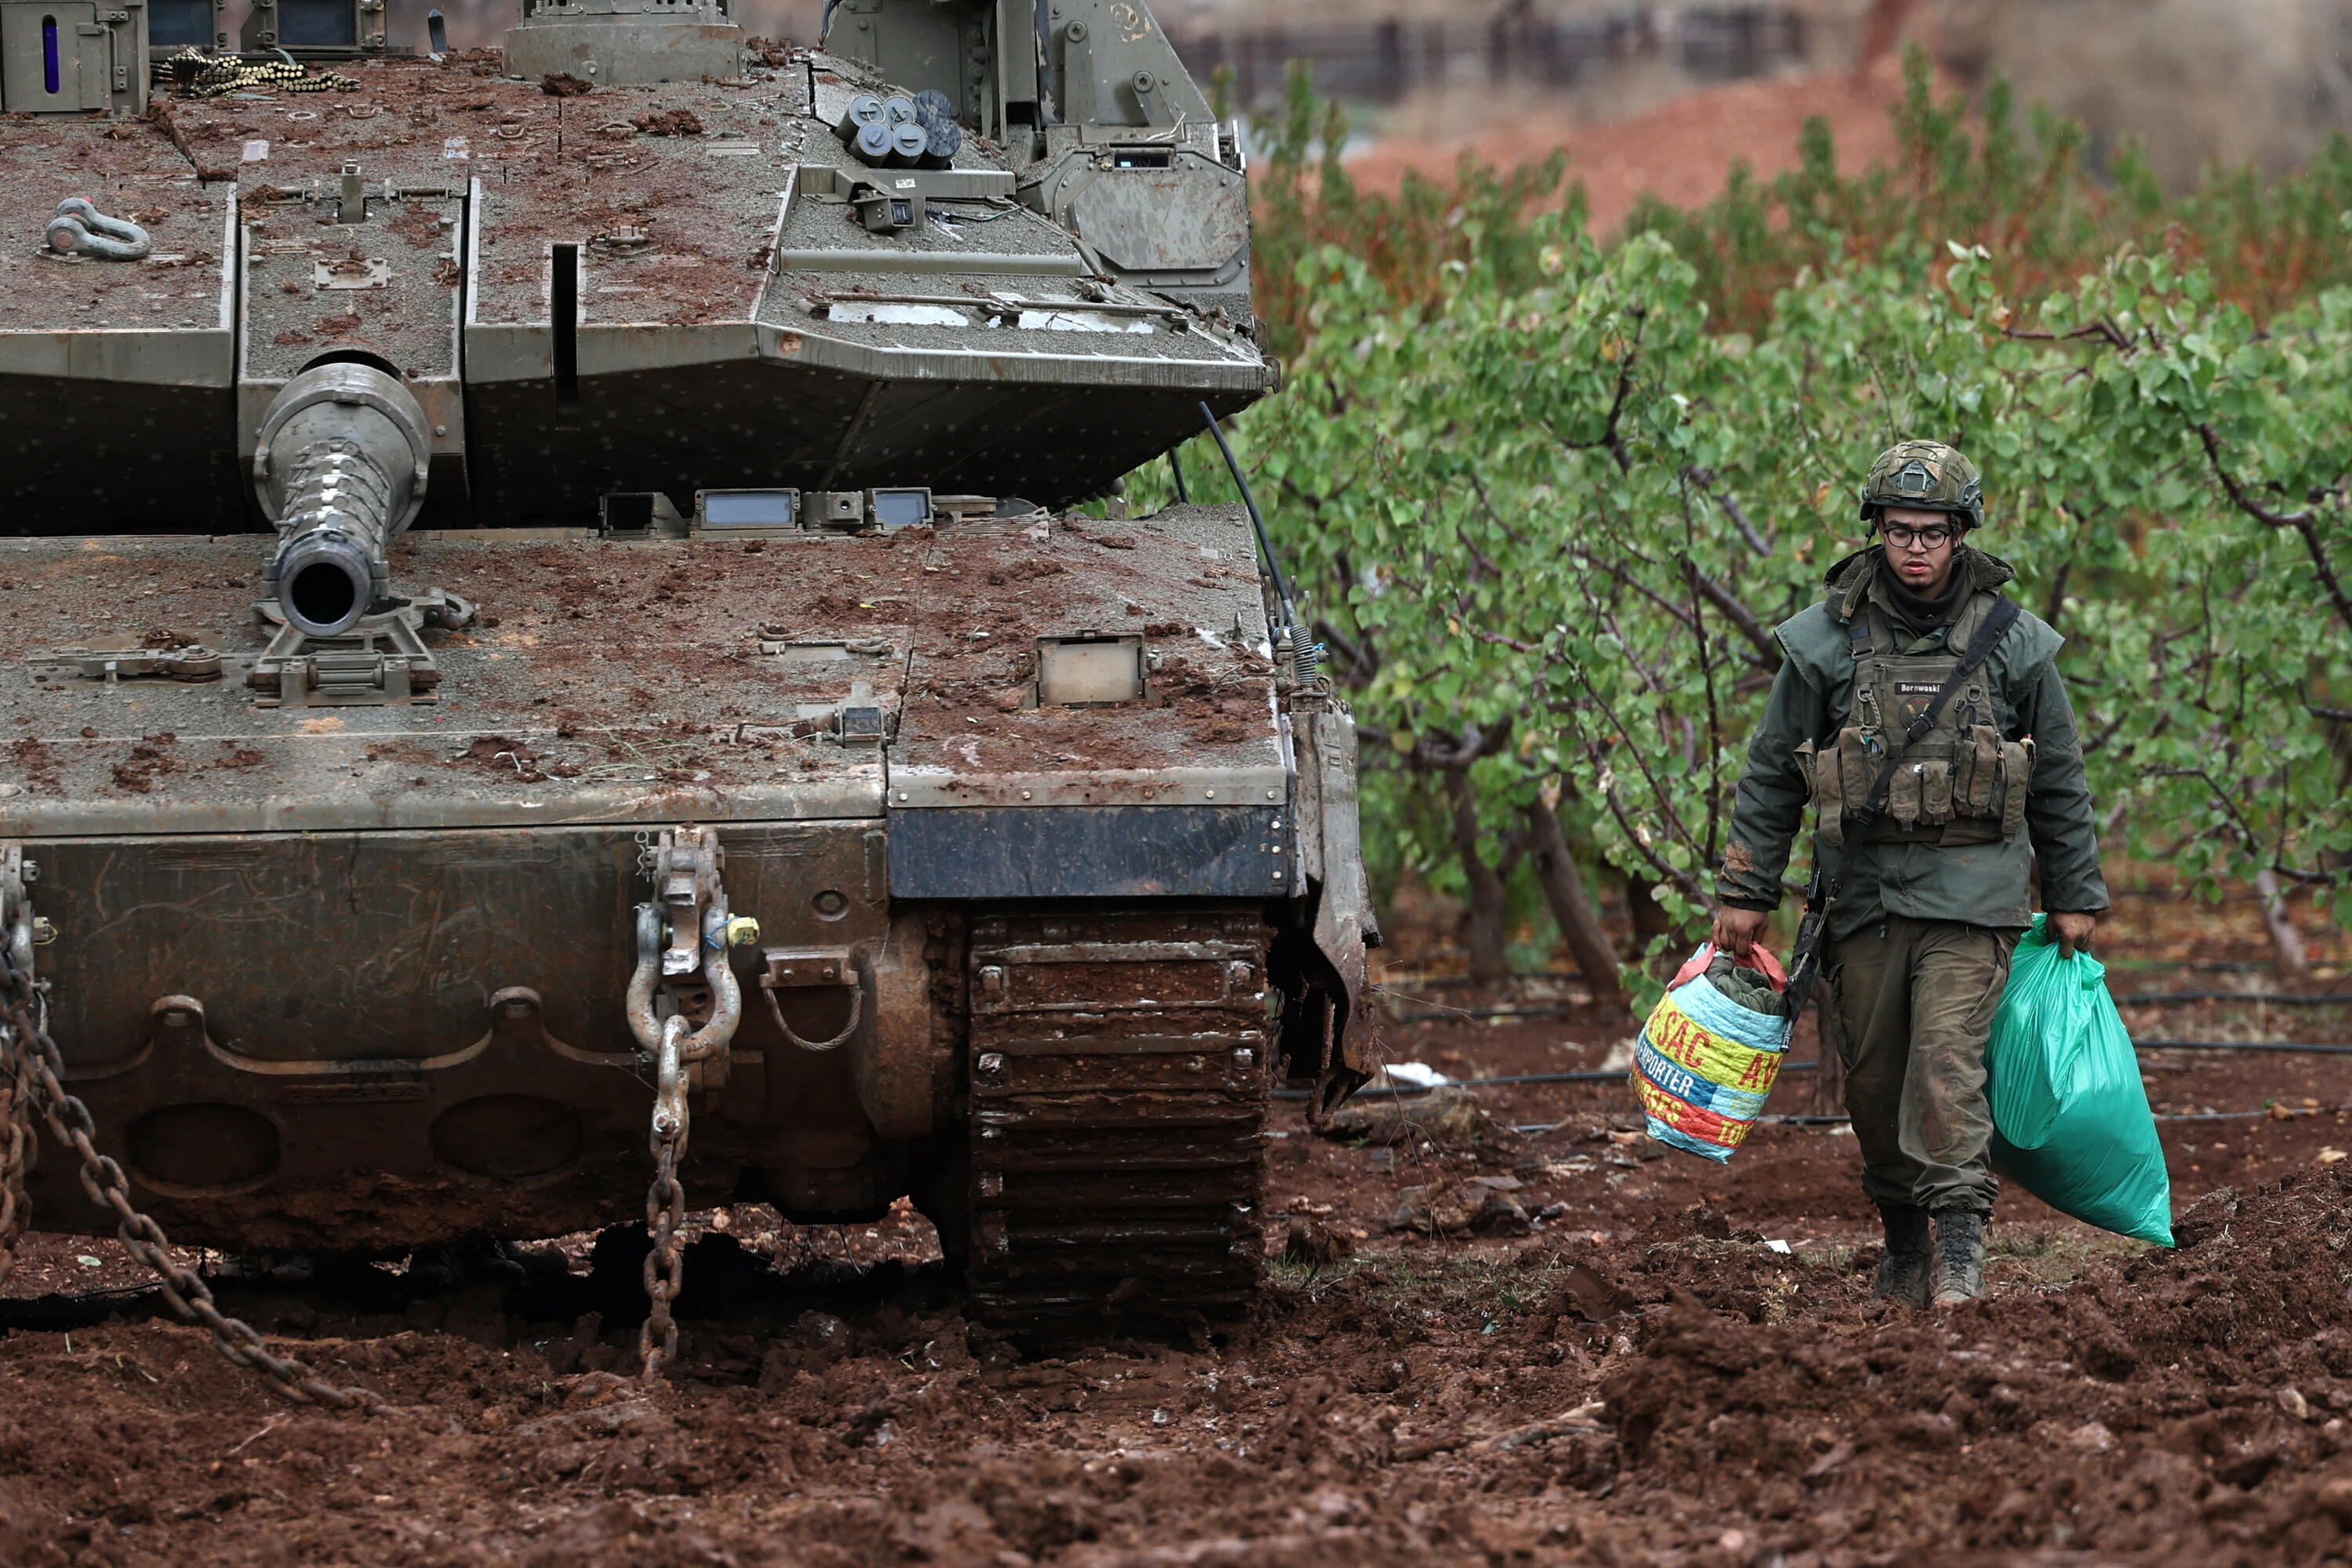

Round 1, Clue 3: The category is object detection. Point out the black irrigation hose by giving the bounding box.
[2152,1109,2332,1123]
[1270,1062,1821,1102]
[1388,1003,2352,1025]
[1292,1031,2352,1140]
[1510,1105,2347,1133]
[1386,971,1595,991]
[1323,1051,2352,1136]
[2133,1039,2352,1054]
[1504,1115,1853,1133]
[1276,1034,2352,1105]
[1388,980,2352,1019]
[2120,992,2352,1007]
[1390,1004,1581,1023]
[1393,989,2352,1023]
[1277,1036,2352,1104]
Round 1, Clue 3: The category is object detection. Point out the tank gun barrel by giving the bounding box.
[251,363,431,639]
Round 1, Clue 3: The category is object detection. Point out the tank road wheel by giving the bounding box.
[964,907,1272,1334]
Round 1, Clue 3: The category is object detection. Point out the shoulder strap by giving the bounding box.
[1882,595,2019,764]
[1782,595,2023,1012]
[1849,603,1893,657]
[1848,612,1874,659]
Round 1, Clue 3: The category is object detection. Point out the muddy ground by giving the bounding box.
[11,881,2352,1566]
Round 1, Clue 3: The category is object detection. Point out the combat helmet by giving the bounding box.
[1858,440,1984,531]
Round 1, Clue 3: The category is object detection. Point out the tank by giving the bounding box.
[0,0,1376,1333]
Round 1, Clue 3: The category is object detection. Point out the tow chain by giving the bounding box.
[640,1015,691,1377]
[0,823,751,1398]
[626,826,753,1382]
[0,849,387,1412]
[0,993,30,1293]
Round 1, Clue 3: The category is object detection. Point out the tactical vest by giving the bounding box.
[1797,593,2034,850]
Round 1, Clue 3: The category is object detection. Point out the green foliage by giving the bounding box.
[1248,62,1577,362]
[1244,47,2352,351]
[1139,60,2352,971]
[1630,50,2352,334]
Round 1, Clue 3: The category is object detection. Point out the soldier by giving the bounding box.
[1709,441,2107,1305]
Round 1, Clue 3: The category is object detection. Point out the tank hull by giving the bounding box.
[2,511,1371,1285]
[22,820,900,1250]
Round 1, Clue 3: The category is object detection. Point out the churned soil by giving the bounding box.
[10,872,2352,1564]
[7,1000,2352,1560]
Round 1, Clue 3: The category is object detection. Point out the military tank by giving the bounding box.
[0,0,1377,1348]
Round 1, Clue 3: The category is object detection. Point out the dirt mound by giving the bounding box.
[1600,1171,2352,1559]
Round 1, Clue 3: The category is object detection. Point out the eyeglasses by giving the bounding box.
[1882,523,1957,550]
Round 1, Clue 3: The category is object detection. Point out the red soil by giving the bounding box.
[1348,55,1922,234]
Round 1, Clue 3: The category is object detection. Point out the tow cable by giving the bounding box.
[0,844,390,1411]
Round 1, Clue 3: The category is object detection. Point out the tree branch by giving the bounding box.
[1559,663,1711,877]
[1680,558,1782,670]
[2193,421,2352,630]
[1409,717,1516,771]
[1591,558,1704,637]
[1560,307,1646,473]
[1315,618,1375,681]
[2193,421,2317,528]
[1680,466,1773,557]
[1592,774,1713,908]
[2002,318,2133,352]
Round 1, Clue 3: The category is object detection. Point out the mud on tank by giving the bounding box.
[0,0,1377,1338]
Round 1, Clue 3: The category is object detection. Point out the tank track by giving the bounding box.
[965,907,1272,1331]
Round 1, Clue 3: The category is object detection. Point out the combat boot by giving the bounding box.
[1931,1210,1988,1304]
[1871,1203,1933,1307]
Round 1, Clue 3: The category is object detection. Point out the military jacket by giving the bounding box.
[1716,547,2108,941]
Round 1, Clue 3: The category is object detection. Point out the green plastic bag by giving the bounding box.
[1984,916,2175,1246]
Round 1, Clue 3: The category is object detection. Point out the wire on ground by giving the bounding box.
[2132,1039,2352,1054]
[1283,1034,2352,1103]
[1385,985,2352,1023]
[2119,992,2352,1007]
[1297,1037,2352,1109]
[1270,1063,1823,1102]
[1305,1044,2352,1131]
[1508,1103,2350,1134]
[1389,1004,1582,1023]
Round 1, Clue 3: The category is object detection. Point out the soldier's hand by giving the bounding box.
[2051,911,2098,960]
[1711,906,1770,963]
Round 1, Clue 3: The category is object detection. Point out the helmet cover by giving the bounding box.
[1858,440,1984,530]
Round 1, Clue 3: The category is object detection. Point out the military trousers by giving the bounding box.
[1825,915,2021,1214]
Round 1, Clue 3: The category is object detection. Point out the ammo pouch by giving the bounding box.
[1797,596,2034,851]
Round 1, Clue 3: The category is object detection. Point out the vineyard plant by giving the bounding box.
[1146,53,2352,1007]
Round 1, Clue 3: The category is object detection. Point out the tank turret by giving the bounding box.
[503,0,746,87]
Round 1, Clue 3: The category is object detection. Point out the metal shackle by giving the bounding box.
[45,198,152,262]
